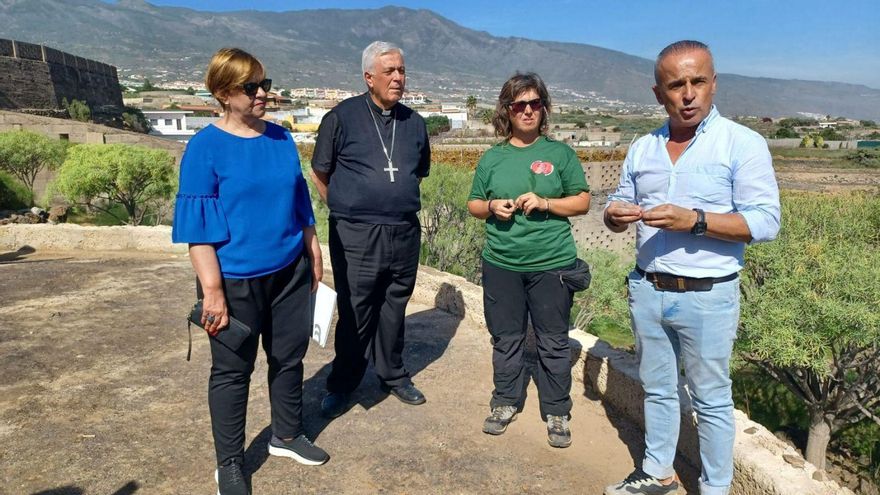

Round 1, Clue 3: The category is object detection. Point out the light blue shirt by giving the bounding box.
[607,106,780,278]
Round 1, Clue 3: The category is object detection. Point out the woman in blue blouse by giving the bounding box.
[172,48,327,495]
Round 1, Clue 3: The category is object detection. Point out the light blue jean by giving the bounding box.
[627,269,740,495]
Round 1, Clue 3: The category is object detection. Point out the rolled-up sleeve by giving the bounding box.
[171,139,230,244]
[733,142,781,244]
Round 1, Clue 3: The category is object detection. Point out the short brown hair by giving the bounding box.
[204,48,265,107]
[491,72,552,138]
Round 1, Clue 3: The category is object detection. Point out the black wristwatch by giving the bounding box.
[690,208,707,236]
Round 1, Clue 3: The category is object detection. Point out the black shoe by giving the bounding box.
[268,434,330,466]
[380,382,426,405]
[215,460,250,495]
[320,391,350,419]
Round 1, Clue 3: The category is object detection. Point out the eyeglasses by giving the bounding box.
[509,98,543,114]
[241,78,272,96]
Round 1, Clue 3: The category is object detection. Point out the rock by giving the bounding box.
[744,426,758,434]
[812,470,827,481]
[783,453,806,468]
[48,205,68,224]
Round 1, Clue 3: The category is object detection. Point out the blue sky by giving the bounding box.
[109,0,880,88]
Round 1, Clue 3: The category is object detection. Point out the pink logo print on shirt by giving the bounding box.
[530,160,554,175]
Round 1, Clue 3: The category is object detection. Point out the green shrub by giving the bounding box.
[62,98,91,122]
[573,248,633,349]
[418,162,484,283]
[0,170,31,209]
[53,143,176,225]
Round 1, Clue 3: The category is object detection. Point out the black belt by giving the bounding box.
[635,266,738,292]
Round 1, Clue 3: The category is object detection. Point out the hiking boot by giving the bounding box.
[482,405,518,435]
[320,391,350,418]
[215,459,250,495]
[380,382,427,405]
[604,468,679,495]
[546,414,572,448]
[268,434,330,466]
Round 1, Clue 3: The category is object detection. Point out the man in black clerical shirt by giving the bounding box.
[311,40,430,418]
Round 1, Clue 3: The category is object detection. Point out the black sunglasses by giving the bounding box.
[241,78,272,96]
[509,98,544,114]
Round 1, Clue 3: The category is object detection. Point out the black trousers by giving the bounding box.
[482,260,574,419]
[326,216,421,393]
[197,254,312,466]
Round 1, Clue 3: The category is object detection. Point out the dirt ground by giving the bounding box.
[0,248,699,495]
[775,163,880,193]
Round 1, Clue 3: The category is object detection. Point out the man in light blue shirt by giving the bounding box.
[603,41,780,495]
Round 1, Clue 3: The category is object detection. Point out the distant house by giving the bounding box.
[143,110,195,141]
[417,104,467,130]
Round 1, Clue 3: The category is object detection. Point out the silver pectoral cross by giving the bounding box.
[384,159,398,183]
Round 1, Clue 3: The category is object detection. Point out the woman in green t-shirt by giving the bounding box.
[467,72,591,448]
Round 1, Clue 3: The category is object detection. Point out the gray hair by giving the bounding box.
[654,40,714,84]
[361,41,404,75]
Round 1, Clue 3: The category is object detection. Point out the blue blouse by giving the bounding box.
[172,122,316,279]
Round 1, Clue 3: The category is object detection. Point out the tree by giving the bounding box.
[184,86,196,95]
[773,127,799,139]
[62,97,91,122]
[859,120,877,128]
[0,130,66,205]
[465,95,477,119]
[122,107,151,133]
[738,191,880,470]
[141,79,159,91]
[53,144,176,225]
[819,127,846,142]
[479,108,494,125]
[425,115,451,136]
[281,120,293,131]
[281,89,291,98]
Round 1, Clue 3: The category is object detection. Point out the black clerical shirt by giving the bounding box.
[312,93,430,224]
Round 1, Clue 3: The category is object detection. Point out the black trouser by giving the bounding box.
[197,254,312,466]
[326,216,421,393]
[482,260,574,419]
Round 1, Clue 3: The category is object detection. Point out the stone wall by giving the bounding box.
[0,39,123,111]
[572,160,635,254]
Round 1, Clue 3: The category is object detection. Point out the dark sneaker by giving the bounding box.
[482,405,518,435]
[604,468,679,495]
[215,460,250,495]
[320,391,350,419]
[268,434,330,466]
[546,414,572,448]
[380,382,426,405]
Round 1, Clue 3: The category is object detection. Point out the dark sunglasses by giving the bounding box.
[509,98,544,114]
[241,78,272,96]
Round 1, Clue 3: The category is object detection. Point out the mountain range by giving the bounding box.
[1,0,879,120]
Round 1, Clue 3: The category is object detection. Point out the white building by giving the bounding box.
[143,110,196,140]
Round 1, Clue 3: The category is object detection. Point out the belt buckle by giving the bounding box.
[653,275,687,292]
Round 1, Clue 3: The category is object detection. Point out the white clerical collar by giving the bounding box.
[365,92,394,116]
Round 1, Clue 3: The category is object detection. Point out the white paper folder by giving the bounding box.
[311,282,337,347]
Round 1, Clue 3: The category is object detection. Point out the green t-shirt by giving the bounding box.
[469,136,590,272]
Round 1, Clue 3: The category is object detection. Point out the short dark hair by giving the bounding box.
[491,72,552,138]
[654,40,714,84]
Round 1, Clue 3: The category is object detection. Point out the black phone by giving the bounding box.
[187,300,252,351]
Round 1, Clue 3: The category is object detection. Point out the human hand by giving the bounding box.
[490,199,516,221]
[514,192,548,216]
[200,288,229,336]
[641,204,698,232]
[310,258,323,293]
[606,201,643,226]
